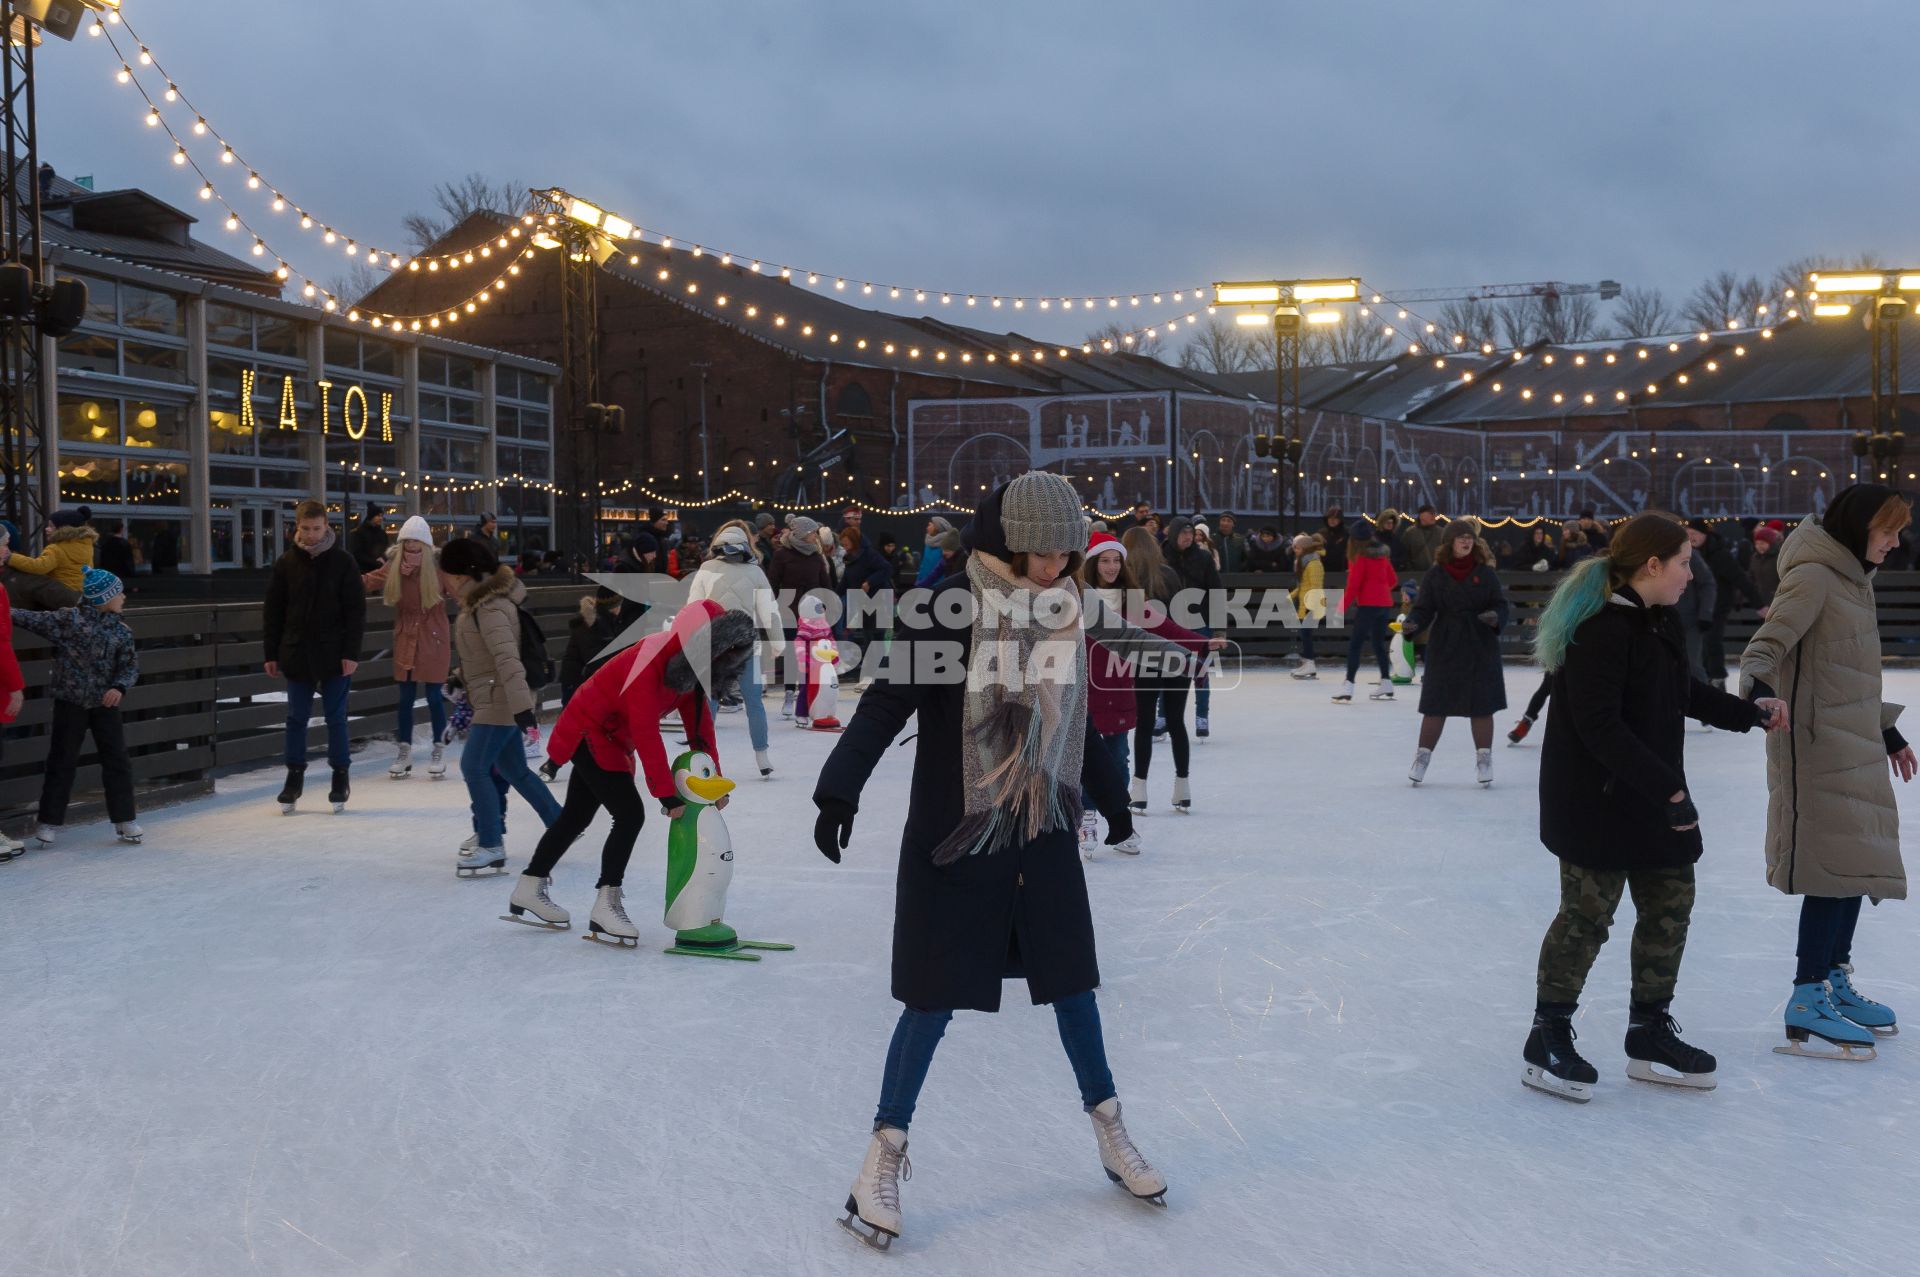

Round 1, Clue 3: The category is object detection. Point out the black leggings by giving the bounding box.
[1344,606,1393,682]
[1795,895,1864,985]
[1525,672,1552,720]
[523,752,648,888]
[1134,684,1189,780]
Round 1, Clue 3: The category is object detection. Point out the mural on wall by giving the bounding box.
[908,392,1871,519]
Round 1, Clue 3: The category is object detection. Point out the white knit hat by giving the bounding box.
[397,514,435,546]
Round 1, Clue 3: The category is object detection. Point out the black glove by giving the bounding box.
[814,798,856,863]
[1477,609,1500,629]
[660,797,686,819]
[1665,794,1699,830]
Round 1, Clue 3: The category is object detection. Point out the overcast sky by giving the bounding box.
[34,0,1920,345]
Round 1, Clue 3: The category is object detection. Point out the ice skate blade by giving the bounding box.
[1172,804,1191,815]
[1104,1168,1169,1205]
[1521,1065,1593,1102]
[1774,1038,1876,1061]
[584,928,639,947]
[428,772,445,780]
[455,865,507,878]
[499,913,570,931]
[839,1207,896,1252]
[279,803,296,815]
[1626,1058,1717,1090]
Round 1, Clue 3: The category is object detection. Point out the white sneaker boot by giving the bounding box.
[1078,810,1101,859]
[1107,830,1144,856]
[1476,748,1493,787]
[456,844,507,877]
[114,821,144,844]
[1090,1098,1167,1204]
[32,822,56,846]
[427,742,447,779]
[841,1126,910,1251]
[1128,777,1148,814]
[1409,748,1432,785]
[755,748,773,779]
[459,831,479,853]
[503,874,570,929]
[389,740,412,779]
[0,828,22,860]
[1171,777,1192,813]
[1332,680,1355,703]
[781,689,795,719]
[585,884,640,946]
[1369,682,1395,700]
[1291,659,1318,680]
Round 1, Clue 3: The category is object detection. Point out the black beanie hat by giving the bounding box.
[438,537,498,580]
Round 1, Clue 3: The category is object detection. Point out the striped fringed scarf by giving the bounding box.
[929,551,1088,866]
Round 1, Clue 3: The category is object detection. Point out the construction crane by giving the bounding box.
[1368,280,1623,305]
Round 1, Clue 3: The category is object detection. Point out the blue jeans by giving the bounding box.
[396,679,447,745]
[460,722,562,849]
[1194,625,1213,717]
[285,675,352,770]
[1081,730,1130,809]
[872,991,1116,1130]
[711,653,769,753]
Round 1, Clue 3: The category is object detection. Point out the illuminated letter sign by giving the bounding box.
[344,384,369,441]
[239,368,257,431]
[278,374,300,430]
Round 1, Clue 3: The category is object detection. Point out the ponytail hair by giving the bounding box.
[1532,512,1688,671]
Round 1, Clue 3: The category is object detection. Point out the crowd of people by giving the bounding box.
[0,479,1912,1252]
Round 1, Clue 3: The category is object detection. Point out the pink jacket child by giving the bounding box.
[792,593,840,728]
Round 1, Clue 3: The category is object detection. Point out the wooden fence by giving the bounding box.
[2,583,586,819]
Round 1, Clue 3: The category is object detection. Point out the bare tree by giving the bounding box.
[1681,270,1771,333]
[1084,320,1163,362]
[403,173,530,251]
[1178,315,1258,374]
[326,259,386,306]
[1609,286,1674,338]
[1433,299,1499,348]
[1496,291,1601,345]
[1304,313,1395,364]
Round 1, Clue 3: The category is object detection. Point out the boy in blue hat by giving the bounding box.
[11,566,143,846]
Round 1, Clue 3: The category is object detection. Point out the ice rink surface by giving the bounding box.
[4,665,1919,1276]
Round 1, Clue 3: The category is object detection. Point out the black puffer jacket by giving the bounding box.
[263,538,367,682]
[1406,559,1509,717]
[1541,588,1763,871]
[1162,517,1223,601]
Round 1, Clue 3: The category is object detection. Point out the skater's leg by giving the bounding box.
[1536,862,1628,1006]
[1470,716,1494,750]
[1343,626,1365,683]
[522,762,605,879]
[396,679,417,744]
[1131,687,1157,777]
[584,761,647,888]
[740,653,770,753]
[461,723,515,847]
[88,706,137,825]
[424,681,448,744]
[873,1006,954,1131]
[36,700,89,826]
[1526,672,1552,720]
[283,678,316,766]
[1624,865,1695,1008]
[494,728,564,827]
[1193,626,1211,718]
[1795,896,1854,984]
[1105,730,1131,781]
[319,674,353,771]
[1081,714,1129,831]
[1300,627,1315,663]
[1051,990,1118,1109]
[1161,684,1191,777]
[1417,714,1445,750]
[1830,895,1865,967]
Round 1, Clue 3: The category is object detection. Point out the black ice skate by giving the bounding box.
[328,766,351,814]
[1624,1006,1717,1090]
[277,764,305,815]
[1522,1009,1598,1103]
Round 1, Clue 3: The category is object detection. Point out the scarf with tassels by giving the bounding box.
[929,550,1088,866]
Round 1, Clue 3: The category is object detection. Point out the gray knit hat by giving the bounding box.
[999,472,1086,553]
[788,515,822,554]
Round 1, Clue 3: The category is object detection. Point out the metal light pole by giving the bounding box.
[692,361,711,501]
[1809,271,1920,437]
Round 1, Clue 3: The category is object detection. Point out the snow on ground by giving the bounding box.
[4,666,1920,1276]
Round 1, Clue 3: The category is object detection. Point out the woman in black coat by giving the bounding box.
[1402,519,1508,786]
[1521,514,1786,1101]
[813,473,1174,1249]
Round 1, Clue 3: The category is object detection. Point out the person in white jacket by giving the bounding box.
[687,522,782,777]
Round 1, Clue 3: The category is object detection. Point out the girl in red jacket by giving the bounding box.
[1332,521,1399,704]
[504,600,757,943]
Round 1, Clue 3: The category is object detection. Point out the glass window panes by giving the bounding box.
[256,315,302,358]
[210,464,255,488]
[418,351,448,384]
[258,467,307,490]
[121,341,187,384]
[446,395,478,426]
[57,333,117,376]
[124,400,188,453]
[125,461,186,505]
[518,408,549,442]
[323,328,358,369]
[446,357,477,391]
[258,428,306,460]
[59,453,120,504]
[209,407,253,456]
[59,396,118,445]
[207,303,252,348]
[83,277,117,328]
[119,285,182,335]
[361,340,398,378]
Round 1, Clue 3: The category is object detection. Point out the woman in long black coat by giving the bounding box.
[1522,513,1785,1100]
[812,473,1174,1250]
[1402,519,1508,786]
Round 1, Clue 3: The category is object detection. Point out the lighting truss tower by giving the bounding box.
[530,189,605,553]
[1808,270,1920,438]
[1,1,46,531]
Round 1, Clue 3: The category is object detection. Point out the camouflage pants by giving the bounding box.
[1536,862,1696,1007]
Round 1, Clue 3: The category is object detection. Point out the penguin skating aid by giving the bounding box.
[660,750,793,960]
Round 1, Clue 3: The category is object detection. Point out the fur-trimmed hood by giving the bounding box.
[662,606,757,693]
[47,525,98,547]
[458,566,524,612]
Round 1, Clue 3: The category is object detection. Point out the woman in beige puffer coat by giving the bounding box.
[1740,484,1915,1046]
[441,538,562,867]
